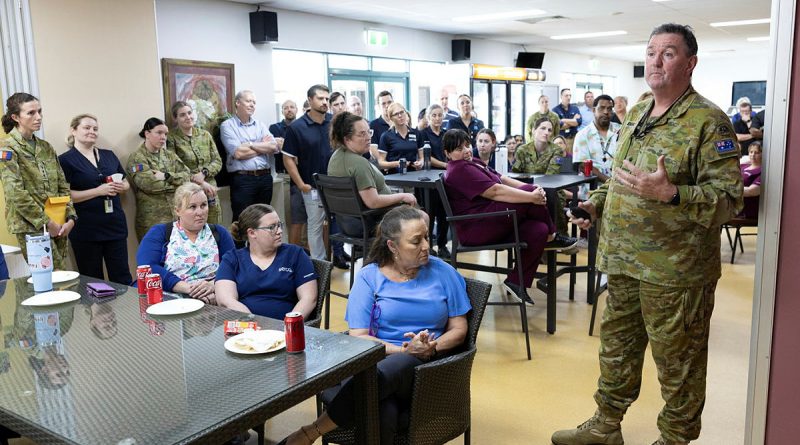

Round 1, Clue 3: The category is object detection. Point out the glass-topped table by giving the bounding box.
[0,275,384,444]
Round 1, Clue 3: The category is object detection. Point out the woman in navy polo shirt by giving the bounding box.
[58,114,132,284]
[446,94,484,147]
[215,204,318,320]
[377,103,423,174]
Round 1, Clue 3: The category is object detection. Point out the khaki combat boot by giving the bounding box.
[551,410,624,445]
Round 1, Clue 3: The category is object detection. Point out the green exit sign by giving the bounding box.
[367,29,388,47]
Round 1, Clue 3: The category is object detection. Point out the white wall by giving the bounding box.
[692,52,769,111]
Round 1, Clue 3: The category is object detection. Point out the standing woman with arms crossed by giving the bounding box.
[0,93,76,269]
[58,114,132,284]
[127,117,190,240]
[167,101,223,224]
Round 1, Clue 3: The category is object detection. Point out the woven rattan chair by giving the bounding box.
[305,258,333,328]
[320,277,492,445]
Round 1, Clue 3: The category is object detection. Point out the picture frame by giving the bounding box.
[161,58,235,132]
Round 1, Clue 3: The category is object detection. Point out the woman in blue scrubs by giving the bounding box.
[377,103,423,174]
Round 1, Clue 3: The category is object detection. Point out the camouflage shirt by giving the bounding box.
[166,127,222,186]
[126,143,190,238]
[0,128,76,234]
[589,86,744,286]
[525,111,561,143]
[512,141,564,175]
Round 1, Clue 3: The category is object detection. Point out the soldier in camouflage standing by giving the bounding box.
[167,102,223,224]
[127,117,190,240]
[552,24,743,445]
[0,93,76,270]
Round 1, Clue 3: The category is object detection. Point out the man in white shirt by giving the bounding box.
[573,94,620,183]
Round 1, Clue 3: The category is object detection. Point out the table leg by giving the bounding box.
[353,363,379,444]
[546,250,557,334]
[586,179,598,304]
[423,187,434,252]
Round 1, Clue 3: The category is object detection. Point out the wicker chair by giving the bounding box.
[320,277,492,445]
[305,258,333,328]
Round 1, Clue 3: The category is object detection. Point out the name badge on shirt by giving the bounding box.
[311,189,319,202]
[104,198,114,214]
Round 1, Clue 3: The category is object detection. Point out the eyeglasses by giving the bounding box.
[255,222,284,233]
[391,111,406,118]
[354,131,371,138]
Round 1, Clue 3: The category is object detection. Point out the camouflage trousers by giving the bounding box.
[16,233,70,271]
[594,274,716,443]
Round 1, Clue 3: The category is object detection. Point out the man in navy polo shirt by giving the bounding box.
[282,85,336,262]
[370,90,394,145]
[220,90,279,221]
[551,88,582,153]
[268,99,298,174]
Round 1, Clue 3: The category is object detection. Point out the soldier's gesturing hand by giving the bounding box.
[615,155,677,203]
[568,201,597,230]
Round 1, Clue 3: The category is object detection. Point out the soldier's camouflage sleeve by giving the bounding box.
[0,146,49,230]
[545,146,563,175]
[127,148,168,194]
[165,148,191,187]
[202,130,223,177]
[511,144,533,173]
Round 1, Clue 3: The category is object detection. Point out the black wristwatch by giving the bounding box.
[164,172,171,181]
[669,189,680,206]
[67,214,78,222]
[201,168,209,178]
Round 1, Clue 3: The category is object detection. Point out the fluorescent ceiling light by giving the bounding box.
[452,9,546,23]
[747,36,770,42]
[652,0,671,2]
[710,18,770,27]
[551,30,627,40]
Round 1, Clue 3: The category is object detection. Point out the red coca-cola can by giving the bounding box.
[284,312,305,353]
[105,176,113,183]
[136,265,151,294]
[583,159,593,177]
[145,273,163,304]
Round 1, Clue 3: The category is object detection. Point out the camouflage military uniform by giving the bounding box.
[512,141,568,233]
[127,143,190,240]
[588,86,743,443]
[0,128,76,269]
[525,110,561,142]
[167,127,223,224]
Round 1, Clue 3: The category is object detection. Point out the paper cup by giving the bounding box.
[111,173,123,183]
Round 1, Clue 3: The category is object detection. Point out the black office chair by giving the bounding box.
[435,176,533,360]
[314,173,390,329]
[723,217,759,264]
[320,277,492,445]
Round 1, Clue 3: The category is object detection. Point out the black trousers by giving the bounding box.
[323,353,423,445]
[230,173,273,221]
[71,238,132,285]
[428,191,450,249]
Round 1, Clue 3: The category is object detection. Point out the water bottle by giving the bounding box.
[399,158,407,175]
[495,144,508,175]
[26,234,53,292]
[422,143,432,171]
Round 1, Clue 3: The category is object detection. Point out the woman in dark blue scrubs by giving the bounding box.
[377,103,423,174]
[446,94,484,148]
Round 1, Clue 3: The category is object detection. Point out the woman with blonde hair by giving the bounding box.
[136,182,235,302]
[58,114,131,283]
[377,103,423,173]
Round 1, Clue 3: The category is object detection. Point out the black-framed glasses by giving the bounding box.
[390,111,406,118]
[255,222,284,233]
[368,301,381,337]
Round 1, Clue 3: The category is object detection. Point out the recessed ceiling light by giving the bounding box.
[652,0,671,2]
[551,30,627,40]
[710,18,770,27]
[747,36,770,42]
[452,9,546,23]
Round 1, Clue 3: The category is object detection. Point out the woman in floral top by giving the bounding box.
[136,182,235,303]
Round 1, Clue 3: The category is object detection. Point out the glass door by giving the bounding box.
[372,79,406,120]
[491,81,508,140]
[472,80,489,128]
[510,83,524,139]
[330,77,369,116]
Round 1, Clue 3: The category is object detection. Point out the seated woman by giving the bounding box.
[136,182,235,303]
[740,141,762,219]
[442,129,576,304]
[377,103,423,173]
[279,206,472,445]
[327,112,417,237]
[474,128,511,171]
[503,134,518,166]
[215,204,317,320]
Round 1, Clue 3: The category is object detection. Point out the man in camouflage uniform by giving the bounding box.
[513,131,569,235]
[127,142,190,240]
[552,24,743,445]
[167,106,223,224]
[525,95,561,143]
[0,123,76,270]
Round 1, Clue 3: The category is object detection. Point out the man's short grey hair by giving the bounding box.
[234,90,254,103]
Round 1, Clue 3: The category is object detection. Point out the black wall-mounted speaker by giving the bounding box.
[452,39,471,62]
[516,52,545,69]
[633,65,645,78]
[249,11,278,43]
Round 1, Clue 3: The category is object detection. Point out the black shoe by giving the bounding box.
[503,279,534,305]
[340,251,352,262]
[437,246,451,259]
[544,233,579,251]
[332,255,349,270]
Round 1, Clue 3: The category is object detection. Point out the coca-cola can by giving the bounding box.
[583,159,593,177]
[105,176,114,183]
[145,273,163,305]
[284,312,305,353]
[136,265,151,294]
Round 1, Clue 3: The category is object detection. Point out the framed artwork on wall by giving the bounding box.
[161,58,235,132]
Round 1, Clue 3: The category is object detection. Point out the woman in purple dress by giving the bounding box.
[740,141,762,219]
[441,129,576,304]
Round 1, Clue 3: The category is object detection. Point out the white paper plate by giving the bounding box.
[21,290,81,306]
[146,298,205,316]
[27,270,80,285]
[224,330,286,355]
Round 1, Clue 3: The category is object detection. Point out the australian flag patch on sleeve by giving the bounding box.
[714,139,736,155]
[130,163,144,173]
[0,150,13,161]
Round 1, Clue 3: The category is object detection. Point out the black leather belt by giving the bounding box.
[236,168,271,176]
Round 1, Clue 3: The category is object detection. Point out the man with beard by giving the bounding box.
[573,94,620,183]
[282,85,334,261]
[269,100,298,174]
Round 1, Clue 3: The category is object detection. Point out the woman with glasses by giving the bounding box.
[279,206,470,445]
[215,203,317,319]
[377,103,423,173]
[136,182,235,303]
